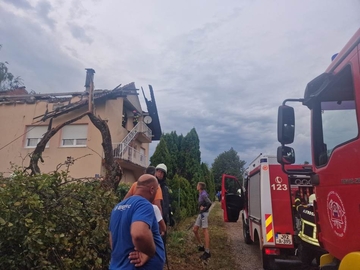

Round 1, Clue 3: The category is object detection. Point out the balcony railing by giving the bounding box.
[122,121,152,147]
[135,121,152,141]
[113,143,147,167]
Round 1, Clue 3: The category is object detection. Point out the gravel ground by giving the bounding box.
[166,202,304,270]
[225,219,304,270]
[225,220,263,270]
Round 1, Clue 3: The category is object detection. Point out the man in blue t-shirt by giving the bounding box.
[109,174,165,269]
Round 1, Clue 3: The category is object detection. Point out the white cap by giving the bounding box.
[156,163,167,174]
[309,194,316,205]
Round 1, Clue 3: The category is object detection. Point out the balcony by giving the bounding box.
[133,121,152,143]
[113,143,148,168]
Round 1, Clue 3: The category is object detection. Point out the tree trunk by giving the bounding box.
[25,112,122,192]
[88,113,122,191]
[25,112,89,176]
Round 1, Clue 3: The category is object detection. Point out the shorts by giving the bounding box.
[195,212,209,228]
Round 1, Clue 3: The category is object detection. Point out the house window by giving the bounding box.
[25,126,49,148]
[61,125,87,147]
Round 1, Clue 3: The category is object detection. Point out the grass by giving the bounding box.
[166,201,237,270]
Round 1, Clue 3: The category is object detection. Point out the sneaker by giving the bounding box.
[200,251,211,260]
[198,245,205,252]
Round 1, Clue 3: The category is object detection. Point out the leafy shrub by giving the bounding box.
[168,174,198,222]
[115,182,131,201]
[0,171,118,269]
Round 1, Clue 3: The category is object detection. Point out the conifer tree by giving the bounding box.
[179,128,201,185]
[149,137,171,169]
[162,131,180,179]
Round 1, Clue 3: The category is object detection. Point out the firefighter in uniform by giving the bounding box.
[295,193,326,269]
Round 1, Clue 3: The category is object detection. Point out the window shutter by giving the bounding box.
[62,125,88,139]
[27,126,48,138]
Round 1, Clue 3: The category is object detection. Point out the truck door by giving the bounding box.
[221,174,244,222]
[311,59,360,259]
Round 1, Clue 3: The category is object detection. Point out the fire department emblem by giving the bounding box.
[275,177,282,184]
[327,191,347,237]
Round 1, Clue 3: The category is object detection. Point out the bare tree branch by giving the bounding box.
[23,68,123,191]
[86,146,103,158]
[24,111,123,191]
[88,113,122,191]
[55,154,92,172]
[24,112,89,176]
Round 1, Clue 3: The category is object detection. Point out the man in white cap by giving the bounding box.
[155,163,170,227]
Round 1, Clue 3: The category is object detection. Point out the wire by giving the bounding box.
[0,123,41,152]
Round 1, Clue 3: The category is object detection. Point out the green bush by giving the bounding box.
[115,182,131,201]
[169,175,198,222]
[0,171,118,269]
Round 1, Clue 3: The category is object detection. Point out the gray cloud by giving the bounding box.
[0,8,84,93]
[35,0,55,30]
[68,23,93,44]
[1,0,359,167]
[68,2,88,20]
[3,0,32,9]
[152,1,360,165]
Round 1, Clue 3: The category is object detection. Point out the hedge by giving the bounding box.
[0,171,119,269]
[0,170,202,269]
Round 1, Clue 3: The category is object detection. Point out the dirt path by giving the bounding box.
[166,201,302,270]
[225,219,263,270]
[224,214,304,270]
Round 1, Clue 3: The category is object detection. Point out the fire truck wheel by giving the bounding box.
[242,223,252,245]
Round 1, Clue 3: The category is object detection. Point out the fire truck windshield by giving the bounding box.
[314,65,358,166]
[321,101,357,157]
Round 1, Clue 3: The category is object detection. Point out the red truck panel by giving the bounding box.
[268,164,295,248]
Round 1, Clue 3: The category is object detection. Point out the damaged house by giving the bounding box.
[0,75,162,183]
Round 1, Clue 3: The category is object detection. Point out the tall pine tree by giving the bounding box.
[149,128,216,222]
[162,131,180,179]
[149,137,171,169]
[179,128,201,185]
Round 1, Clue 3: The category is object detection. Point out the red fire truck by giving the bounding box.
[221,155,313,269]
[277,28,360,269]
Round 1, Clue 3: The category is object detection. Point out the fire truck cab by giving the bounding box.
[277,28,360,269]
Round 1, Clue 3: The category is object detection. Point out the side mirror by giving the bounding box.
[278,105,295,144]
[277,145,295,164]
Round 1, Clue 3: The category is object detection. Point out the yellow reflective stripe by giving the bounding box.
[265,214,273,242]
[299,233,319,246]
[266,230,273,242]
[265,215,272,227]
[302,220,317,239]
[300,220,319,246]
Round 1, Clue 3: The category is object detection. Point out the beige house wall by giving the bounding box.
[0,96,150,180]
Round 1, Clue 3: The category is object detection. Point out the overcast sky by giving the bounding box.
[1,0,359,167]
